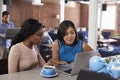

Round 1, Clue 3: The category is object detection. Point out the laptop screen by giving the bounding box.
[56,50,98,75]
[6,28,20,39]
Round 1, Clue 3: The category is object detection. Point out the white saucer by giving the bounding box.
[40,72,58,78]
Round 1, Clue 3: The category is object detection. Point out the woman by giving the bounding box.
[51,20,93,66]
[8,18,45,73]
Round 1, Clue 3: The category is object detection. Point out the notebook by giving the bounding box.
[6,28,20,39]
[56,50,98,76]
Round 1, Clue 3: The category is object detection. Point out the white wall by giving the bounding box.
[88,0,98,50]
[0,0,7,22]
[101,5,117,30]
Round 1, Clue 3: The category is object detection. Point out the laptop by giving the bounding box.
[6,28,20,39]
[56,50,98,76]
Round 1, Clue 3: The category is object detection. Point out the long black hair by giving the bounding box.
[57,20,78,45]
[10,18,43,49]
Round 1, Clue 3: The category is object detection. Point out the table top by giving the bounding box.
[111,36,120,39]
[97,39,117,43]
[0,68,77,80]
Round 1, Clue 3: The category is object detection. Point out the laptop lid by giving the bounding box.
[56,50,98,76]
[6,28,20,39]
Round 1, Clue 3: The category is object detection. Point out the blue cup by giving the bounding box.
[41,66,56,75]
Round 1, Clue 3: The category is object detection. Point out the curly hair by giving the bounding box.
[10,18,43,49]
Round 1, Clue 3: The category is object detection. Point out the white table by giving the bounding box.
[97,39,117,50]
[0,69,77,80]
[111,36,120,40]
[97,39,117,44]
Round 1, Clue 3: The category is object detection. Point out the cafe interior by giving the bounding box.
[1,0,120,79]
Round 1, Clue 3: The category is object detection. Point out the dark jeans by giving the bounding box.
[0,47,9,59]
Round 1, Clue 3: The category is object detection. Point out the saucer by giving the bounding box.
[40,72,58,78]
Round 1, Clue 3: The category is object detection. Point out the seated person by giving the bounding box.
[97,28,104,40]
[8,18,45,73]
[50,20,93,66]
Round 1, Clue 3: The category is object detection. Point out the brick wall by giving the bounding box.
[7,0,120,34]
[65,2,81,28]
[8,0,89,29]
[8,0,60,28]
[80,4,89,29]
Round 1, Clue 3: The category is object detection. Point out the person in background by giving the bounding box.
[0,11,15,59]
[97,28,104,40]
[37,27,53,62]
[51,20,93,66]
[8,18,45,73]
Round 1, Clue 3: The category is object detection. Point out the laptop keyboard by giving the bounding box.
[64,69,72,74]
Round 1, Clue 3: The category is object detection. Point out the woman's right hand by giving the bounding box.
[49,58,68,67]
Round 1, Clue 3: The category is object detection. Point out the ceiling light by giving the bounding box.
[32,0,44,6]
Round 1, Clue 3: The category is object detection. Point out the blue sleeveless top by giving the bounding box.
[58,40,83,63]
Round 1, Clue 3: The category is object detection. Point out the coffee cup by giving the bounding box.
[41,66,56,75]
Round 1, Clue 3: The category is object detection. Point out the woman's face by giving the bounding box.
[63,26,76,45]
[30,28,43,45]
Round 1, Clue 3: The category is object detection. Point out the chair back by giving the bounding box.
[77,70,115,80]
[48,32,57,41]
[0,59,8,74]
[102,31,111,39]
[78,31,88,43]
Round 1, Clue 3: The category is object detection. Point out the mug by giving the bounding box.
[41,66,56,75]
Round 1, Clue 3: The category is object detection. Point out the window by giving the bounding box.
[98,5,117,30]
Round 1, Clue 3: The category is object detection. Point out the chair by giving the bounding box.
[102,31,111,39]
[39,50,52,63]
[77,70,115,80]
[38,37,52,62]
[0,49,9,74]
[78,31,88,43]
[98,46,120,57]
[0,58,8,74]
[97,31,112,48]
[48,32,57,41]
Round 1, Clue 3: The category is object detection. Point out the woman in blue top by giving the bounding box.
[51,20,93,66]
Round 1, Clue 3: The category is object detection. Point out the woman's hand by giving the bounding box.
[47,58,68,67]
